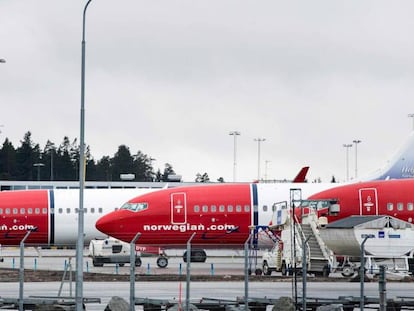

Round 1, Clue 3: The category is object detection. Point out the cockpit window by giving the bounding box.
[120,202,148,212]
[300,200,334,210]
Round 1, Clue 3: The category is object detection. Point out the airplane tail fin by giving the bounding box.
[292,166,309,183]
[366,131,414,180]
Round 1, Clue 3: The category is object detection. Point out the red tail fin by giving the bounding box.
[292,166,309,183]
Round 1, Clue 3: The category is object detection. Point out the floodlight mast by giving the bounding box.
[76,1,92,310]
[229,131,240,182]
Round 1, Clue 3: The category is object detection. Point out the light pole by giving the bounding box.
[33,163,45,181]
[353,139,361,179]
[408,114,414,131]
[50,149,54,181]
[254,138,266,181]
[76,1,92,310]
[343,143,352,181]
[264,160,271,181]
[229,131,240,182]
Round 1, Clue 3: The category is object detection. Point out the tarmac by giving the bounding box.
[1,247,414,310]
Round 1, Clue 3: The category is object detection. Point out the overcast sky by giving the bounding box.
[1,1,414,183]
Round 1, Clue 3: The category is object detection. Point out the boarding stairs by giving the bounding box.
[299,218,332,276]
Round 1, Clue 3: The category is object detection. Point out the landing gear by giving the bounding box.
[183,249,207,263]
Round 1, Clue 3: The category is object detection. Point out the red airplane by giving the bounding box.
[307,178,414,224]
[95,178,414,271]
[95,182,340,249]
[96,176,414,258]
[0,188,158,246]
[95,131,414,249]
[0,165,310,247]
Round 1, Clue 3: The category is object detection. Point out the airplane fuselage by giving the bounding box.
[0,188,156,245]
[308,179,414,223]
[96,183,331,247]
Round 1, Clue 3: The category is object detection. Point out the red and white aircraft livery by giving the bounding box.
[307,178,414,224]
[0,166,310,247]
[95,182,340,248]
[0,188,157,245]
[95,132,414,247]
[95,178,414,256]
[4,131,414,248]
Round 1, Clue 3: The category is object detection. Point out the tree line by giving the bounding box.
[0,131,215,182]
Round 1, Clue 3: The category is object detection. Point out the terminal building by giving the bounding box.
[0,180,196,191]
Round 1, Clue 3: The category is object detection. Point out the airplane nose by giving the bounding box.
[95,213,116,235]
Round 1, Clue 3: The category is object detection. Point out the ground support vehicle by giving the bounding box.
[88,238,141,267]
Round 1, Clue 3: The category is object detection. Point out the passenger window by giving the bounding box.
[194,205,200,213]
[228,205,233,212]
[58,208,63,214]
[236,205,242,212]
[408,203,414,211]
[75,208,79,214]
[211,205,217,212]
[28,208,33,214]
[66,208,70,214]
[42,208,47,214]
[84,208,88,214]
[0,208,2,215]
[20,208,25,214]
[35,208,40,214]
[202,205,208,213]
[245,205,251,212]
[263,205,268,212]
[397,203,404,211]
[387,203,393,211]
[98,207,103,213]
[219,205,225,212]
[91,207,95,213]
[13,208,18,214]
[5,208,10,214]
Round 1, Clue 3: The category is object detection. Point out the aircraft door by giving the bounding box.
[359,188,378,215]
[171,192,187,224]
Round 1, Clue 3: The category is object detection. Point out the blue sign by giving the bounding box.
[388,234,401,239]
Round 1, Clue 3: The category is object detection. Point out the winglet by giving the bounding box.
[292,166,309,183]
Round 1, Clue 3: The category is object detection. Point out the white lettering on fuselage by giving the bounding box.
[143,223,237,233]
[401,166,414,177]
[0,224,36,231]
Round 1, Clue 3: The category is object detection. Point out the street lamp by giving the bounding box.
[229,131,240,182]
[33,163,45,181]
[343,143,352,181]
[76,1,93,310]
[353,139,362,179]
[264,160,271,181]
[408,114,414,131]
[254,138,266,181]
